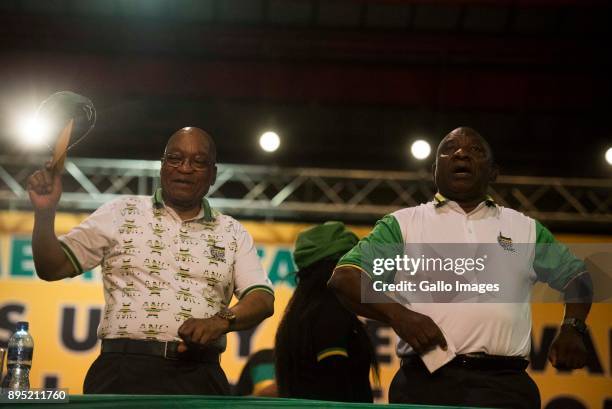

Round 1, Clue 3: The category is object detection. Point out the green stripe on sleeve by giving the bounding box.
[533,220,587,291]
[60,241,84,277]
[240,285,274,299]
[336,214,404,282]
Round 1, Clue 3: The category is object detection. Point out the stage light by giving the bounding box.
[411,139,431,160]
[260,131,280,153]
[606,147,612,166]
[17,113,52,147]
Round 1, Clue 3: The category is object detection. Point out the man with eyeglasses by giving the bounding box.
[27,127,275,395]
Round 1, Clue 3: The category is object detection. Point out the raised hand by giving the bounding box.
[27,162,62,212]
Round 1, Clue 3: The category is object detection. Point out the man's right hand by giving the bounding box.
[390,308,448,354]
[27,162,62,212]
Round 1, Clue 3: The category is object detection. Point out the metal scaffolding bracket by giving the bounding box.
[0,156,610,228]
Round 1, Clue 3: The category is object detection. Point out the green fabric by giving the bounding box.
[240,284,275,299]
[1,395,481,409]
[293,221,359,270]
[337,214,404,282]
[250,363,275,384]
[60,240,84,277]
[151,188,213,221]
[533,220,587,291]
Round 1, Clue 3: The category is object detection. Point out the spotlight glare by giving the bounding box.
[259,131,280,153]
[606,147,612,166]
[18,114,51,147]
[411,139,431,160]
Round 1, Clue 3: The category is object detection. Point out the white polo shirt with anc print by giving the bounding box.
[59,188,273,350]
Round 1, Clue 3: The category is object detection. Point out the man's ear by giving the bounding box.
[489,162,499,183]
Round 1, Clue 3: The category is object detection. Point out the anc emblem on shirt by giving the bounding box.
[102,260,113,277]
[144,258,166,276]
[149,222,166,238]
[119,258,136,276]
[203,270,223,288]
[147,239,165,256]
[140,324,168,340]
[175,266,196,285]
[210,245,226,263]
[174,306,193,322]
[121,201,139,216]
[202,235,226,264]
[122,281,138,298]
[176,286,198,304]
[497,232,515,253]
[204,295,218,309]
[116,324,130,337]
[142,301,168,318]
[122,239,138,255]
[116,303,136,319]
[177,247,197,263]
[119,219,140,235]
[145,280,169,296]
[103,305,114,320]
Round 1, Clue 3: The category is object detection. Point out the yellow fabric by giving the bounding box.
[316,348,348,362]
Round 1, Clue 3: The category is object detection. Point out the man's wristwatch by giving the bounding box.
[215,307,236,329]
[561,318,587,334]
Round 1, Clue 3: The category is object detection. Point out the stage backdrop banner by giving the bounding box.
[0,211,610,407]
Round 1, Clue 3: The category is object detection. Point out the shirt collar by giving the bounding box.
[151,188,214,222]
[433,192,496,209]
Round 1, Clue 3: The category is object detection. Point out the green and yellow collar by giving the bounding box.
[434,192,496,208]
[151,188,214,222]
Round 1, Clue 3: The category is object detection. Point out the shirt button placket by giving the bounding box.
[466,216,475,241]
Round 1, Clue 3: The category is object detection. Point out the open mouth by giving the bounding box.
[172,179,194,186]
[451,163,473,177]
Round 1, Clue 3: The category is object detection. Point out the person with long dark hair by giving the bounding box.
[275,221,377,402]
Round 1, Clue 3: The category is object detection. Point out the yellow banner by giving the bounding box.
[0,211,610,407]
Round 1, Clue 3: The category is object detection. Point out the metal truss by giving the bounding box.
[1,156,610,226]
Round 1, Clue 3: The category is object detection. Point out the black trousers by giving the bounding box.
[83,352,231,395]
[389,360,540,409]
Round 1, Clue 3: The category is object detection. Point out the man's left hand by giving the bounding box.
[548,326,588,369]
[177,316,230,352]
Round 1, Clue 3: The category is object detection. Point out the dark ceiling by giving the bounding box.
[0,0,610,177]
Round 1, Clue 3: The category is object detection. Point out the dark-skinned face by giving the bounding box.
[434,128,497,203]
[160,128,217,211]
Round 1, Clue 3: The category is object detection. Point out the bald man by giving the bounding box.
[329,127,592,409]
[28,127,274,395]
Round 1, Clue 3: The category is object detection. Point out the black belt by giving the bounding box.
[402,353,529,371]
[101,339,220,364]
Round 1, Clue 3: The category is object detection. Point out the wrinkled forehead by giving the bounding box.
[437,128,491,154]
[165,131,213,156]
